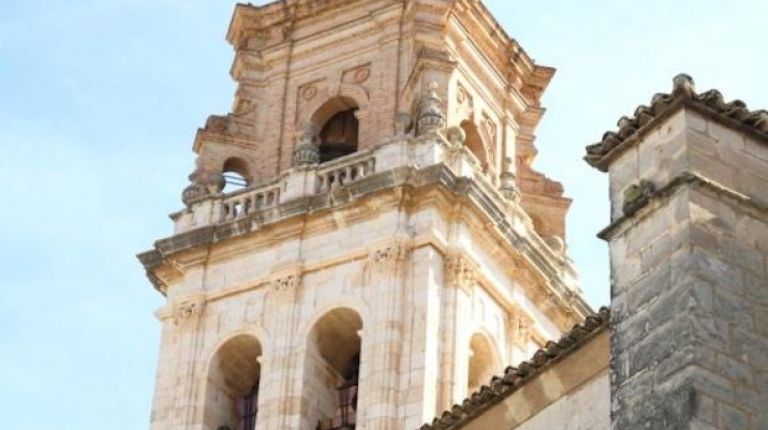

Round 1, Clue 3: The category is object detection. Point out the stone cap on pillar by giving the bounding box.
[583,74,768,224]
[585,74,768,172]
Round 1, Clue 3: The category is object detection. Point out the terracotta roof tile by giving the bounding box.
[585,74,768,171]
[419,307,611,430]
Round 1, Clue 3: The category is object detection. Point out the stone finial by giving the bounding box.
[417,81,446,135]
[499,171,521,202]
[445,126,466,147]
[585,73,768,170]
[671,73,695,98]
[294,123,320,166]
[181,158,225,207]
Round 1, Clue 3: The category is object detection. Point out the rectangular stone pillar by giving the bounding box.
[587,76,768,429]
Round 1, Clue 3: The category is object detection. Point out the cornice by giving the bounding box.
[139,163,590,321]
[598,171,768,242]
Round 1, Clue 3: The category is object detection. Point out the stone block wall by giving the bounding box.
[148,190,569,430]
[601,104,768,429]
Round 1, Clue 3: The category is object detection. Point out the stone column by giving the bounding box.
[587,75,768,429]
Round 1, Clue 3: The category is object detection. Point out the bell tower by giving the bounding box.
[138,1,591,430]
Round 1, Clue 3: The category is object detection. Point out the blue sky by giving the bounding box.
[1,1,766,428]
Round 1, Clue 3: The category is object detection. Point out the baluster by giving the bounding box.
[243,198,251,217]
[344,166,352,184]
[220,202,229,223]
[319,174,327,192]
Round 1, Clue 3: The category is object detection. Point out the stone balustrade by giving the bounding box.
[316,155,375,193]
[219,182,282,222]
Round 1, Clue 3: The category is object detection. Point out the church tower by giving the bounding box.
[138,1,591,429]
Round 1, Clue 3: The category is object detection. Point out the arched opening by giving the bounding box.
[222,157,250,193]
[460,120,490,173]
[319,109,359,163]
[204,335,262,430]
[467,333,499,394]
[302,308,363,430]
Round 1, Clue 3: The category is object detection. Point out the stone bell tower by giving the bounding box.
[138,1,591,430]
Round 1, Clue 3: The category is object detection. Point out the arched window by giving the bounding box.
[222,157,250,193]
[204,335,262,430]
[318,108,359,163]
[467,333,499,394]
[302,308,363,430]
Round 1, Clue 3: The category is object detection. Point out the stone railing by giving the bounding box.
[316,155,375,193]
[219,182,282,222]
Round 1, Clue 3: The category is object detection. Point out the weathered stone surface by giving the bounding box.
[594,77,768,430]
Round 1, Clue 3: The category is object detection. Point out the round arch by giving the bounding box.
[300,306,365,430]
[467,331,502,394]
[203,334,263,430]
[221,156,252,192]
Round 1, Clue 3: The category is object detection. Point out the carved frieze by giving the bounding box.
[271,274,299,292]
[371,243,410,265]
[269,269,303,303]
[445,254,478,293]
[173,295,206,326]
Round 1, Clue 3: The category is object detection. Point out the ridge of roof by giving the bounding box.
[585,74,768,172]
[419,307,611,430]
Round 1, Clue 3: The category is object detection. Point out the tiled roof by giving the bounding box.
[585,74,768,171]
[418,307,610,430]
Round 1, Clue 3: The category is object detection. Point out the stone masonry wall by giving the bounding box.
[605,106,768,429]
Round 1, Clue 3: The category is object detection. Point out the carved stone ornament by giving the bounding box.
[511,316,532,345]
[301,84,318,101]
[182,158,225,207]
[417,82,446,135]
[173,296,206,325]
[204,115,231,133]
[446,254,478,292]
[352,66,371,84]
[498,171,520,202]
[294,123,320,166]
[234,99,254,116]
[371,243,410,265]
[622,179,656,216]
[482,114,497,141]
[445,126,466,149]
[456,83,469,104]
[271,274,299,292]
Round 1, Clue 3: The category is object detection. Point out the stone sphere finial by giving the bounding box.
[417,81,446,135]
[672,73,696,98]
[294,123,320,166]
[446,126,466,147]
[181,159,225,207]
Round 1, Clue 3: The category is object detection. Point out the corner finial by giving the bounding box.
[417,81,446,136]
[672,73,696,98]
[294,123,320,166]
